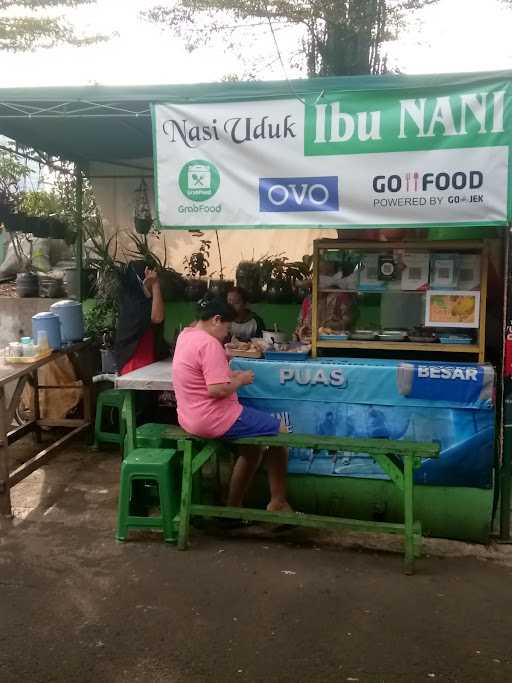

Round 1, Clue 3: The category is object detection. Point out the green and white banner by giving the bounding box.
[152,77,510,229]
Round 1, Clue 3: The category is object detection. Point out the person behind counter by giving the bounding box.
[172,297,291,513]
[114,260,165,375]
[226,286,266,341]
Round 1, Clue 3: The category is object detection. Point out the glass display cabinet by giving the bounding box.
[311,239,488,361]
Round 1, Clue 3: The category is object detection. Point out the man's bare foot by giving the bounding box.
[266,500,294,513]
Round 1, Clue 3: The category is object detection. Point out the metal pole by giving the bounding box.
[501,387,511,540]
[500,227,512,540]
[75,164,83,302]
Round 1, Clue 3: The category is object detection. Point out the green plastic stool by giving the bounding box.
[116,448,179,543]
[94,389,126,449]
[136,423,178,449]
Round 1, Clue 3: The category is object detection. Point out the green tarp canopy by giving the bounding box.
[0,70,509,163]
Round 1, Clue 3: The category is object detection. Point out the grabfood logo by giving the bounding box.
[259,176,339,213]
[179,160,220,202]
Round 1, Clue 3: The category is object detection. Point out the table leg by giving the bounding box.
[0,386,12,517]
[123,391,136,455]
[403,455,415,575]
[31,369,42,444]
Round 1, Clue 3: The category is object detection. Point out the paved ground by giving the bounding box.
[1,437,512,683]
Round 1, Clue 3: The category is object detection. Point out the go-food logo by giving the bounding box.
[179,160,220,202]
[259,176,339,212]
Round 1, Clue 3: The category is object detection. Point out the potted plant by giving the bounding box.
[127,232,186,301]
[133,179,153,235]
[83,226,125,373]
[235,257,263,302]
[183,236,210,301]
[260,254,311,304]
[10,232,39,297]
[208,230,233,298]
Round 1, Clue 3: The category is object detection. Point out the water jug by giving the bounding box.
[50,299,85,344]
[32,312,62,350]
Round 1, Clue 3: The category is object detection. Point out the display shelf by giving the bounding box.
[311,239,488,362]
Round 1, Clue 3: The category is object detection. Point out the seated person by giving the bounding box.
[172,297,291,513]
[114,260,165,375]
[226,286,265,341]
[294,260,355,342]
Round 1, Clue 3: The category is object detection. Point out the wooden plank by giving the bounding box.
[190,504,422,536]
[8,424,89,487]
[7,420,36,445]
[37,418,89,428]
[0,386,12,516]
[6,376,27,427]
[162,425,440,458]
[315,340,481,353]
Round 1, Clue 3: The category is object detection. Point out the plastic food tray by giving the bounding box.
[264,351,310,361]
[408,335,438,343]
[377,332,407,341]
[4,349,53,364]
[438,336,473,345]
[227,348,262,358]
[350,331,376,341]
[318,334,349,341]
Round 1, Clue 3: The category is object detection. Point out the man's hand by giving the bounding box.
[143,267,159,292]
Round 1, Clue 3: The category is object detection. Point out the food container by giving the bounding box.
[438,334,473,345]
[408,329,438,343]
[318,333,349,341]
[50,299,85,343]
[377,330,408,342]
[262,330,287,344]
[227,348,263,358]
[350,330,376,341]
[32,311,62,350]
[264,342,310,361]
[21,337,35,356]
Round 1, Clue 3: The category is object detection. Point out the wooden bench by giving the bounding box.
[151,424,440,574]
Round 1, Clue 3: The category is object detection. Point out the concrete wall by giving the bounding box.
[0,297,61,349]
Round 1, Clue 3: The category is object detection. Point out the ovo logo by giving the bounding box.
[259,176,339,213]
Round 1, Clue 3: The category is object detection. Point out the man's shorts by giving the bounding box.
[223,405,280,439]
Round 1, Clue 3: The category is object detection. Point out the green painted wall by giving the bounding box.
[245,474,494,543]
[164,301,301,339]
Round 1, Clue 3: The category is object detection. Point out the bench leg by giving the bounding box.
[178,440,193,550]
[403,455,415,575]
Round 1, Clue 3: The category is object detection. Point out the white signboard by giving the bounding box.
[152,79,510,229]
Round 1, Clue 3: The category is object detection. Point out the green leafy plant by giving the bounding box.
[183,238,211,278]
[259,253,311,288]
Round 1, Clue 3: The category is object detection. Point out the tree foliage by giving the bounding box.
[0,0,108,51]
[143,0,439,77]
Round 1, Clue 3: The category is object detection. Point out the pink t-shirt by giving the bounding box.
[172,326,242,438]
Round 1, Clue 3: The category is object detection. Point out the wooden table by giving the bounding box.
[0,340,93,517]
[115,359,173,452]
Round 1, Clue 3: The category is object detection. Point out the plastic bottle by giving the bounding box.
[20,337,35,357]
[36,330,49,351]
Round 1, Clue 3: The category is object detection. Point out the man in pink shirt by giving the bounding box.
[172,298,290,513]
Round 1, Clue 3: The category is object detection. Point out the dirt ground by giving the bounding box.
[1,436,512,683]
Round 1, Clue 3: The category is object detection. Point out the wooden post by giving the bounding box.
[0,386,12,517]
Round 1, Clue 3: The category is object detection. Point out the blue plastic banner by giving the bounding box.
[230,358,495,488]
